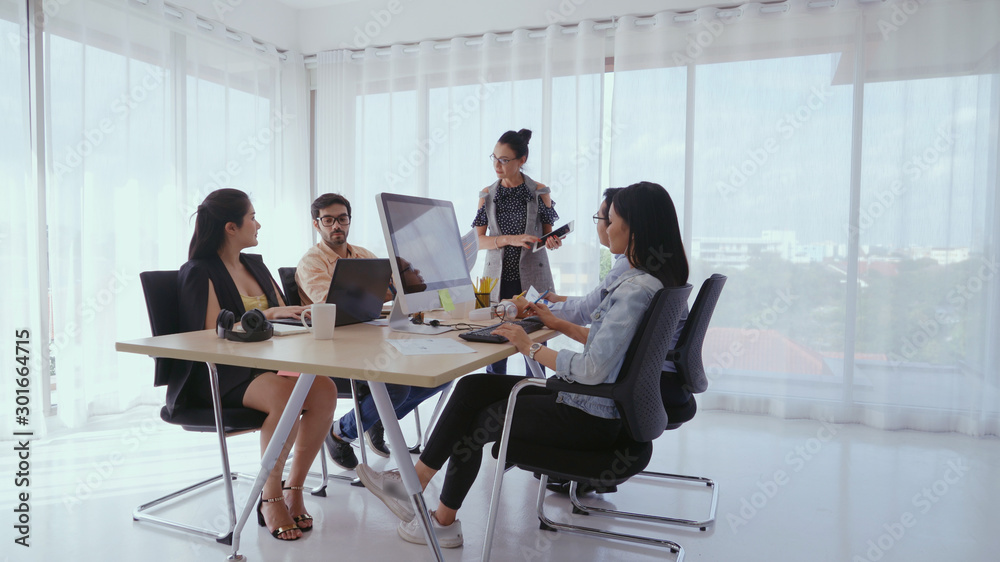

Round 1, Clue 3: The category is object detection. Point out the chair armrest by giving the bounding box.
[543,377,615,400]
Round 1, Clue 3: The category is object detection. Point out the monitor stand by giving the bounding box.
[386,300,452,335]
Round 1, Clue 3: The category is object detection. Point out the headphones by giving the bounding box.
[216,309,274,342]
[409,312,441,328]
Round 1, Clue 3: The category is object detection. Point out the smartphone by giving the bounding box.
[533,220,574,252]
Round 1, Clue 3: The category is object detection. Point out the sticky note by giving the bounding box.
[438,289,455,311]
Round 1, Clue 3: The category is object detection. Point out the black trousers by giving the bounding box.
[419,373,623,511]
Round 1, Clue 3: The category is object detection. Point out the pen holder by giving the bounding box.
[475,292,491,309]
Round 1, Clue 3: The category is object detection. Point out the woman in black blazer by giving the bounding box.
[174,188,337,541]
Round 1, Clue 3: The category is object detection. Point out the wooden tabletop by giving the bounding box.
[116,320,555,388]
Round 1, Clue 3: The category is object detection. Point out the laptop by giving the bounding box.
[275,258,392,327]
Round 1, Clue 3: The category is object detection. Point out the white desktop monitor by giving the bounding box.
[376,192,475,334]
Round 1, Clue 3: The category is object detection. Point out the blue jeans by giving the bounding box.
[334,382,449,441]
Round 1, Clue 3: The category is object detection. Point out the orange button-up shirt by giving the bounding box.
[295,241,378,305]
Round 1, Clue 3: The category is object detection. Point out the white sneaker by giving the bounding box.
[397,512,463,548]
[355,464,415,522]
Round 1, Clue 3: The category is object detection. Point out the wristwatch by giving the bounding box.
[527,342,543,361]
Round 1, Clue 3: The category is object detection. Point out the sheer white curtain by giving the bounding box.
[315,23,607,297]
[1,0,44,438]
[34,0,310,430]
[612,0,1000,435]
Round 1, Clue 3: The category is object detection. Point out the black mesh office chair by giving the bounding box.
[134,271,345,543]
[568,273,726,531]
[134,270,269,544]
[482,283,693,561]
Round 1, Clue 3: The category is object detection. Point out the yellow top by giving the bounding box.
[241,294,270,312]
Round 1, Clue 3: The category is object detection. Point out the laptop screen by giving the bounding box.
[325,258,392,326]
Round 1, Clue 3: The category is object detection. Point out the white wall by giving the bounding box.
[296,0,713,53]
[170,0,302,52]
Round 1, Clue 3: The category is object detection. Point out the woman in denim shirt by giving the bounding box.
[356,182,688,548]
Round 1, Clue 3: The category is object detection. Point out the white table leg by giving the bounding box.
[368,381,444,561]
[228,373,315,561]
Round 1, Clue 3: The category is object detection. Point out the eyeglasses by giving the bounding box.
[592,214,608,224]
[318,214,351,227]
[490,154,517,166]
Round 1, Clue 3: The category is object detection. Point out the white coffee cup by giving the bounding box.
[303,303,336,340]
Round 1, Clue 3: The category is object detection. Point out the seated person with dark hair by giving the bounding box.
[356,181,690,548]
[296,193,448,469]
[514,186,689,493]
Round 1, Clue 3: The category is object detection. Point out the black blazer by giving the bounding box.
[159,253,282,415]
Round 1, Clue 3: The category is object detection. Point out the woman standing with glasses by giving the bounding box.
[473,128,562,374]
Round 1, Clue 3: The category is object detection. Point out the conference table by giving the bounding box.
[116,316,553,561]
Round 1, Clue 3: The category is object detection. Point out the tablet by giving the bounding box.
[533,220,574,252]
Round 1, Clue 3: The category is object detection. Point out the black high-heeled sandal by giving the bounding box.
[282,482,314,531]
[257,495,301,540]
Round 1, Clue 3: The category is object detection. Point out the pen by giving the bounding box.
[533,290,550,304]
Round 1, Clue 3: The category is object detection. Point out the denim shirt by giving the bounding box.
[553,268,664,419]
[551,253,685,375]
[550,254,630,326]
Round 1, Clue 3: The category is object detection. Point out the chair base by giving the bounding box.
[135,440,354,544]
[132,470,258,545]
[534,475,685,561]
[569,470,718,531]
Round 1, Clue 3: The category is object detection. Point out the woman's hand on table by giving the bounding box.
[264,306,309,321]
[491,323,532,354]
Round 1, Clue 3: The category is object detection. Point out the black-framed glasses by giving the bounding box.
[592,214,608,224]
[318,214,351,227]
[490,154,516,166]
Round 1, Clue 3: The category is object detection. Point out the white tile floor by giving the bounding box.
[3,401,999,562]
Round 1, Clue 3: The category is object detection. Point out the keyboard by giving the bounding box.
[459,318,545,344]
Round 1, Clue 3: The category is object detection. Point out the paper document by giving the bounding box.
[462,229,478,272]
[387,338,477,356]
[272,324,309,336]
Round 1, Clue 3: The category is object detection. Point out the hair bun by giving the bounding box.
[517,129,532,144]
